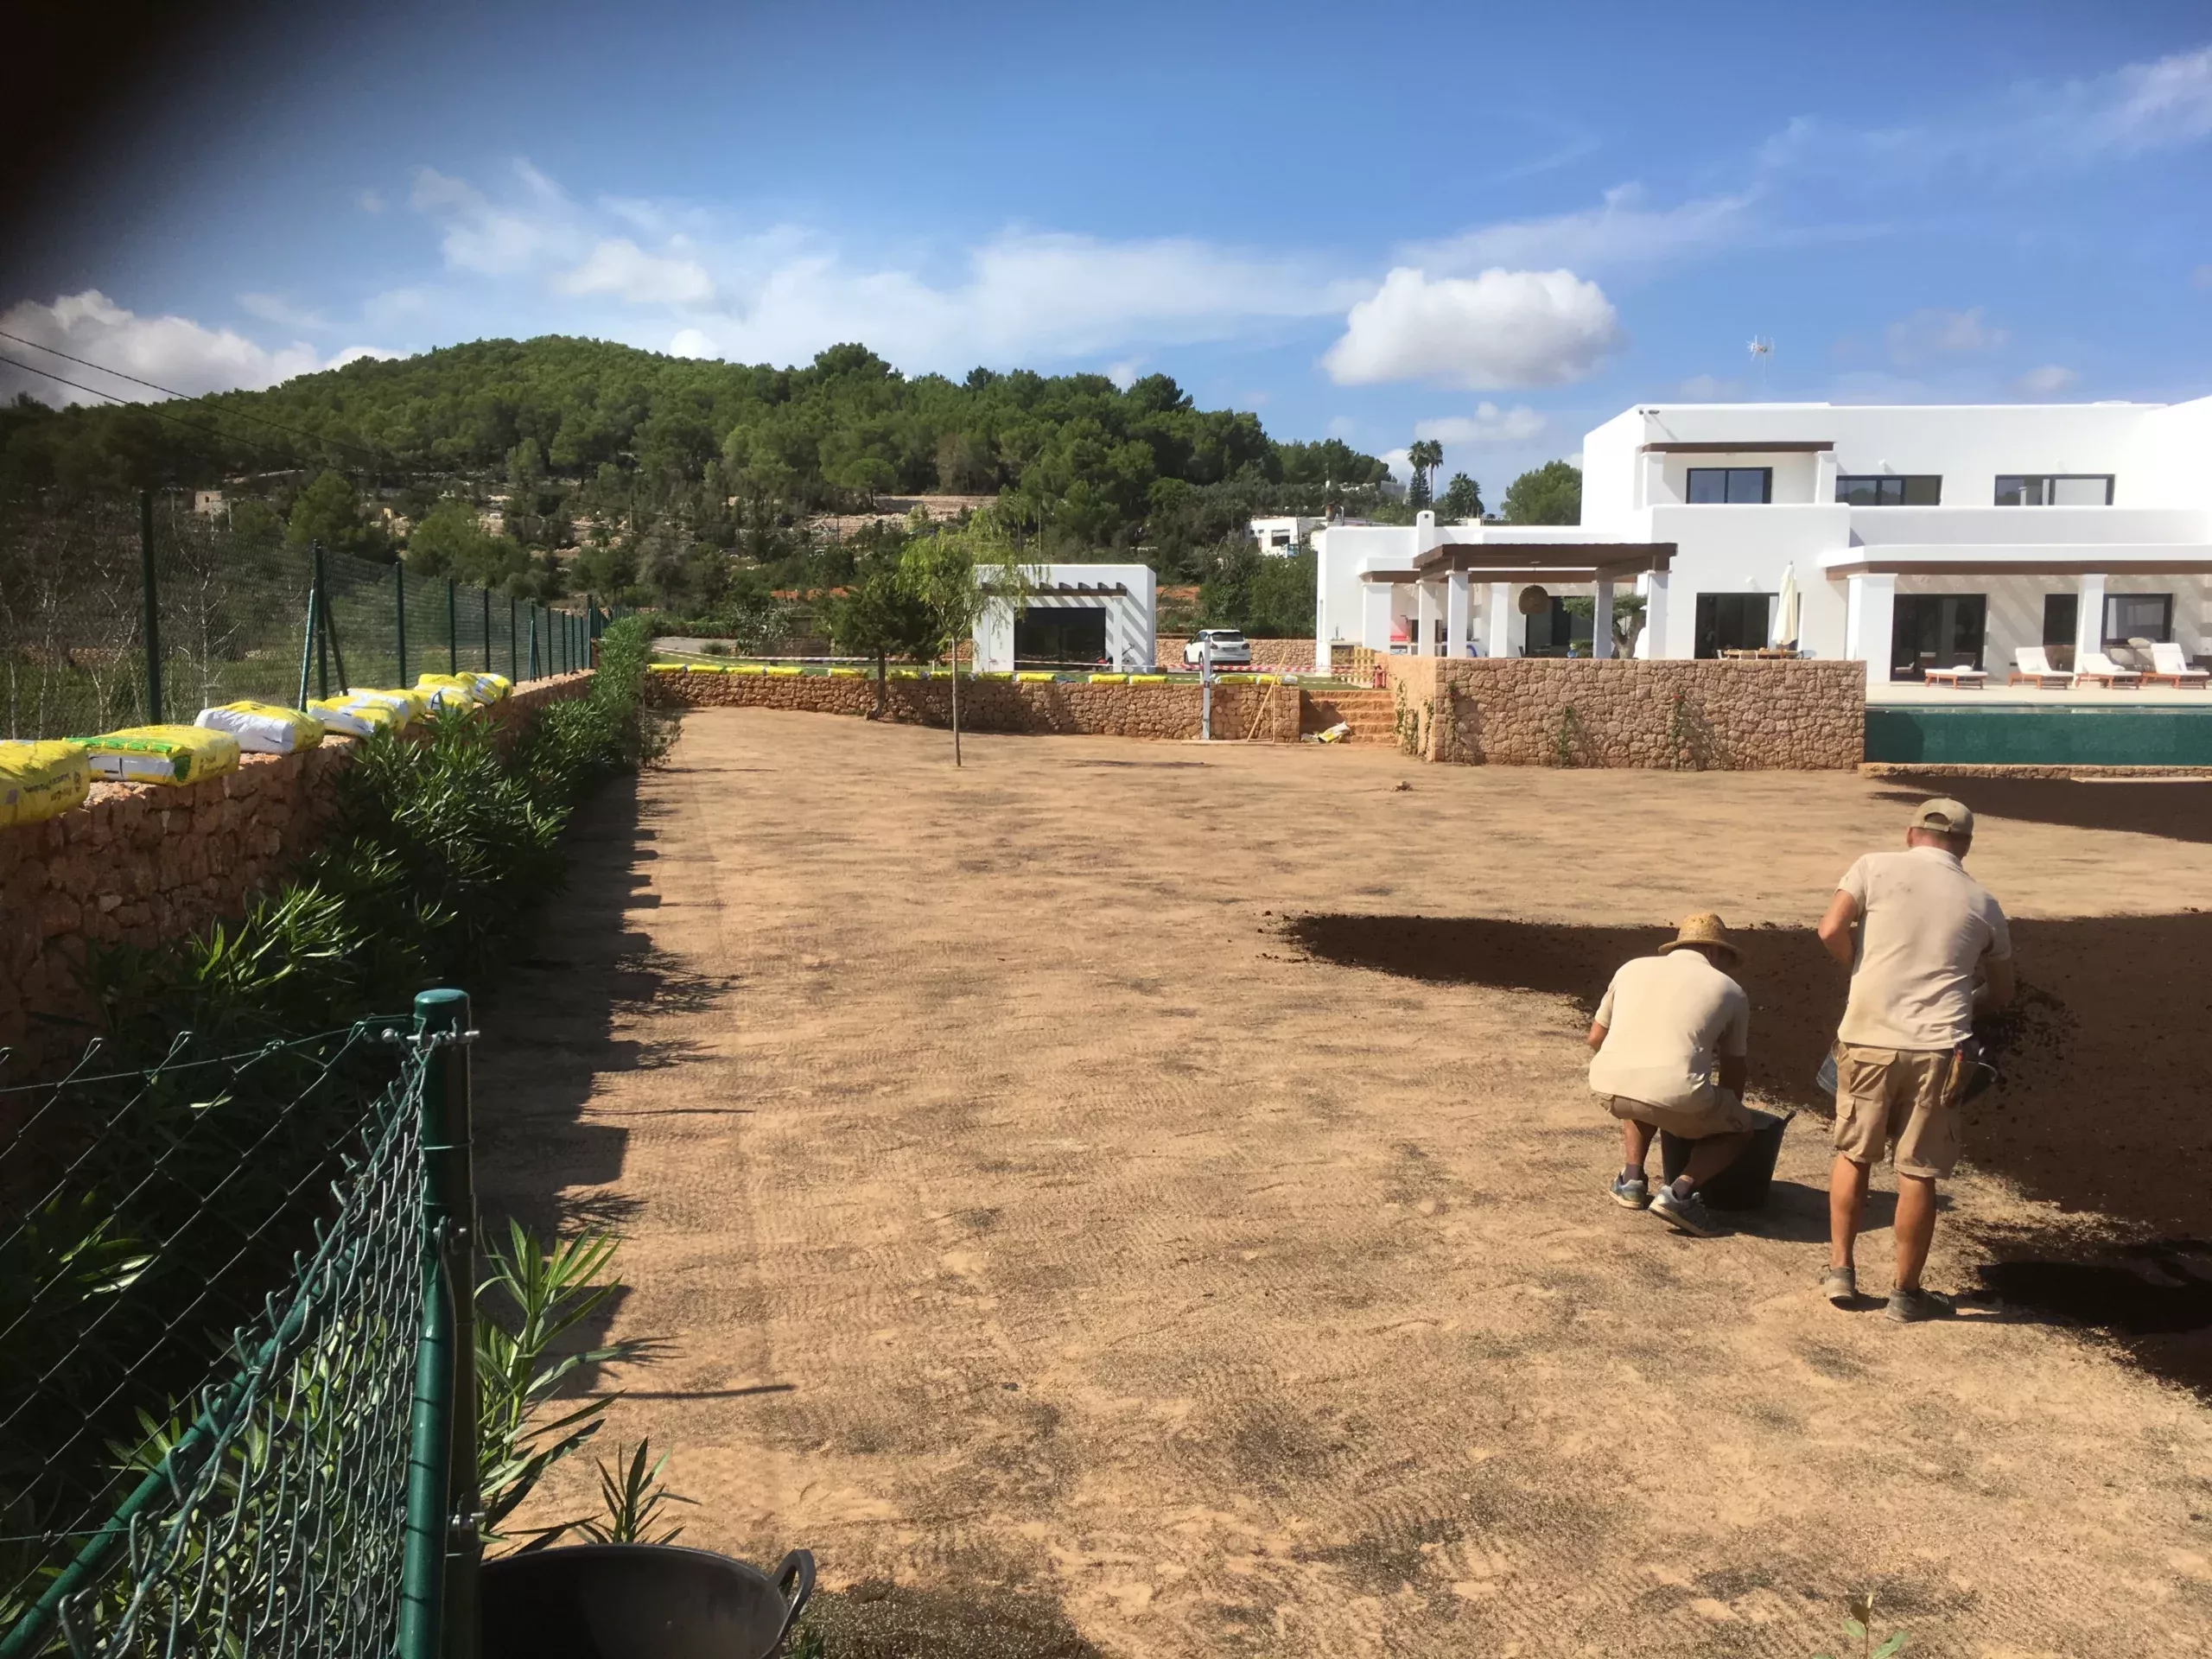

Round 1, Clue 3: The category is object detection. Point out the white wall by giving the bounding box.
[973,563,1155,672]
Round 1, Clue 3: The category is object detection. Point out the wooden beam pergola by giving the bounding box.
[1408,542,1675,580]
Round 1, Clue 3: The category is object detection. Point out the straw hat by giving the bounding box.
[1658,912,1739,963]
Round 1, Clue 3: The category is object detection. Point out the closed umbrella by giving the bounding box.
[1773,563,1801,648]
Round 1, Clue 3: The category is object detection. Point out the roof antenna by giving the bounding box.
[1747,336,1773,398]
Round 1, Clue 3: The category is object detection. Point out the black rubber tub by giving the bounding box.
[481,1543,815,1659]
[1660,1107,1793,1211]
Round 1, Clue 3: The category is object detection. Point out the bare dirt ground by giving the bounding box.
[475,711,2212,1657]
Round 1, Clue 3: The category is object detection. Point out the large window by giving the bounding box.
[1837,474,1942,505]
[1523,597,1593,657]
[1694,593,1775,658]
[1890,594,1987,679]
[1686,467,1772,504]
[1014,606,1107,664]
[2104,593,2173,646]
[1994,474,2113,505]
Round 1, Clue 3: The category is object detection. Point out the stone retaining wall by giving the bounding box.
[655,669,1303,743]
[0,672,593,1062]
[1383,657,1864,770]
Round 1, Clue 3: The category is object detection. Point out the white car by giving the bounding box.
[1183,629,1253,668]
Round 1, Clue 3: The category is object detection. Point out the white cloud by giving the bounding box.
[410,162,576,276]
[1886,307,2008,365]
[0,290,390,405]
[1322,267,1624,390]
[2036,45,2212,159]
[556,238,715,305]
[1408,185,1756,276]
[667,327,716,358]
[2013,364,2080,395]
[1380,447,1412,484]
[357,188,385,215]
[1105,359,1141,390]
[1414,403,1547,446]
[1325,416,1359,439]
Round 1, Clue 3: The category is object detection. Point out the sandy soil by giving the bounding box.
[474,711,2212,1657]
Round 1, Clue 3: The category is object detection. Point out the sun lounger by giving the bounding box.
[2075,651,2144,689]
[2006,646,2072,688]
[2145,642,2209,689]
[1923,664,1987,689]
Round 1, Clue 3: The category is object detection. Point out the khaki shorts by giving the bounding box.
[1603,1090,1760,1141]
[1831,1043,1961,1179]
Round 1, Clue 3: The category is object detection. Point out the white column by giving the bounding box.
[2075,574,2107,667]
[1814,451,1840,505]
[1361,581,1394,652]
[1592,578,1615,660]
[1486,583,1516,658]
[1639,570,1669,659]
[1446,571,1471,658]
[1415,581,1440,656]
[1845,572,1896,692]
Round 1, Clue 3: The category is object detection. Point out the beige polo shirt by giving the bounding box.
[1588,950,1750,1111]
[1835,846,2011,1052]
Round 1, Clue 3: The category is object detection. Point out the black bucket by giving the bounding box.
[1659,1108,1793,1211]
[481,1543,815,1659]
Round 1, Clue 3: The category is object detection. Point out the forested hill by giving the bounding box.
[1,335,1387,521]
[0,335,1397,627]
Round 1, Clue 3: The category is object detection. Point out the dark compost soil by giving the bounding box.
[1286,910,2212,1394]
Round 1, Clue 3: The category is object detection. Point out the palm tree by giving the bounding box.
[1407,439,1445,505]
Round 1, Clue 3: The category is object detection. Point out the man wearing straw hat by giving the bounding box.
[1817,798,2014,1323]
[1586,912,1758,1237]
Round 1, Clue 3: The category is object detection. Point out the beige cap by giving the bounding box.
[1910,798,1976,837]
[1657,912,1739,962]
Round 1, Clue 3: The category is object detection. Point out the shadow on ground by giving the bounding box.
[797,1580,1105,1659]
[1873,772,2212,847]
[1286,910,2212,1395]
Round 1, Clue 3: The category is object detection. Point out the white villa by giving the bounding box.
[1313,395,2212,690]
[1250,515,1327,555]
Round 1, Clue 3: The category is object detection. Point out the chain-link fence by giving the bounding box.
[0,493,607,741]
[0,992,479,1658]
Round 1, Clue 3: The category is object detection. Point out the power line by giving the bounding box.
[0,328,389,469]
[0,352,320,472]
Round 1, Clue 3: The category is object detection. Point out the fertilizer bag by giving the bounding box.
[195,701,325,753]
[75,725,241,786]
[0,741,91,827]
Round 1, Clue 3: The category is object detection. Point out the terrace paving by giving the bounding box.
[476,709,2212,1658]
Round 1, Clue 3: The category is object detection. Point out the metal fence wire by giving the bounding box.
[0,991,478,1659]
[0,492,607,741]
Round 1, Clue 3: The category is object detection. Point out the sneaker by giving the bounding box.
[1885,1287,1953,1325]
[1649,1185,1723,1237]
[1821,1266,1858,1307]
[1611,1173,1650,1210]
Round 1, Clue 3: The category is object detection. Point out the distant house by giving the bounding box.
[1249,516,1325,556]
[193,490,226,518]
[972,564,1157,672]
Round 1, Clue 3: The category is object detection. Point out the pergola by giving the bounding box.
[1362,541,1676,658]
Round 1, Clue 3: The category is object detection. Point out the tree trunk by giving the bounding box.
[950,643,963,767]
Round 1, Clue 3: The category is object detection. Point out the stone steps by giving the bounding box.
[1301,689,1402,746]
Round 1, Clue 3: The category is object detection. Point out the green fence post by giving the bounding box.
[139,490,163,724]
[400,987,481,1659]
[448,578,459,674]
[315,542,333,700]
[508,596,519,680]
[482,588,493,673]
[397,562,410,689]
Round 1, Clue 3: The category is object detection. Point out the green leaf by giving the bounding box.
[1842,1619,1867,1642]
[1872,1634,1907,1658]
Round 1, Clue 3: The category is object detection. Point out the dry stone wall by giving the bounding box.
[0,672,593,1063]
[657,668,1304,743]
[1384,657,1863,770]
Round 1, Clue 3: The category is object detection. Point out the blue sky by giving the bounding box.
[4,0,2210,490]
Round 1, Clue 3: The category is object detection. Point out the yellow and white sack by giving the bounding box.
[416,672,495,707]
[0,740,91,828]
[308,694,403,738]
[74,725,241,786]
[194,701,325,754]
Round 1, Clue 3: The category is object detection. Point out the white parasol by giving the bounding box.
[1773,563,1801,647]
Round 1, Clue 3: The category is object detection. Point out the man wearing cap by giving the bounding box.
[1586,912,1758,1237]
[1818,798,2014,1323]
